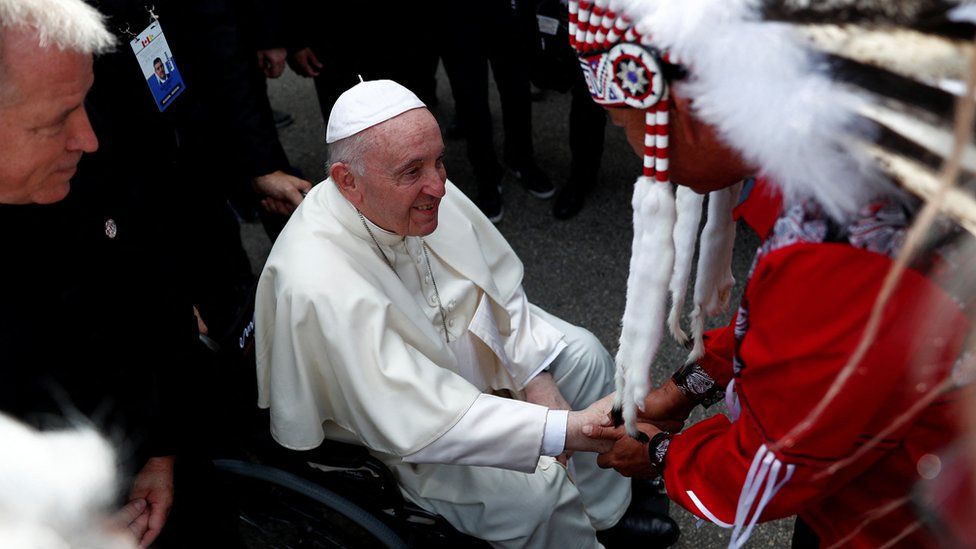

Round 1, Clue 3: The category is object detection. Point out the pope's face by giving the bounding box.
[606,87,751,194]
[0,29,98,204]
[354,108,447,236]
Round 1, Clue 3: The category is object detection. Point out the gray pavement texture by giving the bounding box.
[244,67,795,548]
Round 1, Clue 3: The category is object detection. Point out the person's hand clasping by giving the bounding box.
[523,372,573,465]
[112,497,149,543]
[252,171,313,215]
[128,456,175,547]
[287,48,323,78]
[637,379,697,433]
[565,396,618,454]
[583,422,663,478]
[256,48,287,79]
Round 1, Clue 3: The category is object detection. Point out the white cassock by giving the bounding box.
[256,179,630,548]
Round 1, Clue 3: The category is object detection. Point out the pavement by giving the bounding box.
[244,67,795,548]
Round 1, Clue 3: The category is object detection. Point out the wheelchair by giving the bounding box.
[200,291,488,548]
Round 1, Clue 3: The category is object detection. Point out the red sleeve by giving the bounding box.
[733,178,782,241]
[696,322,736,389]
[664,243,968,527]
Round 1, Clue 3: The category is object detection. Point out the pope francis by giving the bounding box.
[255,80,676,547]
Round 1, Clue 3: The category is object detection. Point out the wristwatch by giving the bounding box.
[647,431,672,473]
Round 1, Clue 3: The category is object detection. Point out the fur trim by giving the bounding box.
[688,183,742,362]
[667,186,705,346]
[614,179,676,436]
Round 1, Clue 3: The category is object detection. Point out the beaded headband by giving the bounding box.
[570,0,675,181]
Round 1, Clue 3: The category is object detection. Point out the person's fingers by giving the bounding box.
[272,199,291,216]
[582,424,623,440]
[268,61,285,79]
[191,306,208,335]
[283,186,304,209]
[129,510,150,542]
[265,199,282,216]
[598,439,617,454]
[308,50,324,69]
[139,503,170,548]
[300,56,319,77]
[115,499,147,529]
[596,452,613,469]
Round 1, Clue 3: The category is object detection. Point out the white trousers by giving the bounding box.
[390,307,631,548]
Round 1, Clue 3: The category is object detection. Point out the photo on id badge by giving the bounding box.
[131,21,185,112]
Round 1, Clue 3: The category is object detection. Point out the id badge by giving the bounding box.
[130,21,185,112]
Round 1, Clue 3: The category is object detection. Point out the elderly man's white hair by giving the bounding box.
[0,0,115,54]
[0,414,135,549]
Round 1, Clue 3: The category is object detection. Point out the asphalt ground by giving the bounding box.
[243,66,795,548]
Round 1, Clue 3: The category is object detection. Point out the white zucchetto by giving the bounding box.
[326,80,426,143]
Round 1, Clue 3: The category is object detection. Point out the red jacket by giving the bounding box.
[664,188,970,548]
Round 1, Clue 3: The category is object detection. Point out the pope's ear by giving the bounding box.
[331,162,363,206]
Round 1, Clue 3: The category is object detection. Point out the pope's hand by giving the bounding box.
[524,372,576,464]
[584,422,663,478]
[565,397,618,454]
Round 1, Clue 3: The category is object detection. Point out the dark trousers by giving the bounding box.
[792,517,821,548]
[568,71,607,188]
[440,0,537,193]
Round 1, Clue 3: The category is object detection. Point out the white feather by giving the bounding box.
[616,0,895,221]
[615,180,676,436]
[667,186,705,346]
[0,414,134,549]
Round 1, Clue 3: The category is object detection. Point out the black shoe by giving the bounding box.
[511,163,555,199]
[597,497,680,548]
[553,184,589,220]
[476,188,503,224]
[272,109,294,129]
[632,477,671,515]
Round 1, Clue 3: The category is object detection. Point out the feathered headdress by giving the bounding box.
[570,0,976,438]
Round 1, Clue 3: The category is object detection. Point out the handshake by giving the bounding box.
[563,380,696,478]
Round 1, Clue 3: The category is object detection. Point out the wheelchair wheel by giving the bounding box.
[214,459,407,549]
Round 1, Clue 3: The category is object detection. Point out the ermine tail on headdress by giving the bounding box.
[614,178,676,436]
[688,182,742,362]
[614,105,677,437]
[668,186,705,346]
